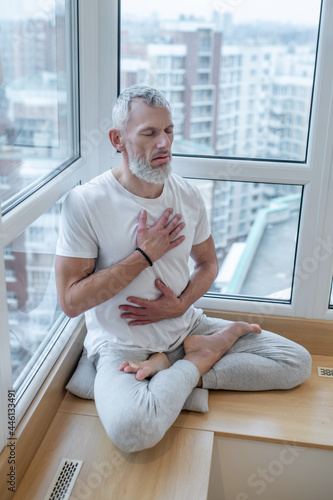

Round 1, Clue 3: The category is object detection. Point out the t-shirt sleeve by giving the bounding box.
[192,184,211,246]
[56,188,99,259]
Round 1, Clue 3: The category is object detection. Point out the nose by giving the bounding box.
[157,131,172,150]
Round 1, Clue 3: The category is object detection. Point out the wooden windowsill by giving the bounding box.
[174,354,333,451]
[12,353,333,499]
[58,354,333,451]
[1,313,332,499]
[0,318,87,500]
[12,412,214,500]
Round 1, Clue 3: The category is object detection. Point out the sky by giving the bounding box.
[1,0,322,27]
[1,0,58,20]
[123,0,322,26]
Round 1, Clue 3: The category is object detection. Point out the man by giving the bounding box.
[55,85,312,452]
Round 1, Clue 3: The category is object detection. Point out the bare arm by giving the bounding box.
[55,208,185,318]
[179,235,219,311]
[119,235,219,325]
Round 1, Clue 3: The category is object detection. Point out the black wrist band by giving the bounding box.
[135,247,153,266]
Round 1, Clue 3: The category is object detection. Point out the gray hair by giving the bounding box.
[112,85,171,133]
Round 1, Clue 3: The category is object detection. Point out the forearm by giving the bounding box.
[178,260,218,314]
[118,261,218,326]
[117,235,219,325]
[57,208,186,318]
[60,251,150,317]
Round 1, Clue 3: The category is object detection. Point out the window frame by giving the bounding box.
[0,0,81,217]
[0,0,115,451]
[116,0,333,321]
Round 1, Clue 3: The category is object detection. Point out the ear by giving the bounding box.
[109,129,126,152]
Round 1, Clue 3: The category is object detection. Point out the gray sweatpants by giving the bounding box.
[94,314,312,452]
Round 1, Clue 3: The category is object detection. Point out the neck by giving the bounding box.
[112,165,165,199]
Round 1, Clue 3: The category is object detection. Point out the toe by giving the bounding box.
[119,361,129,371]
[136,366,151,381]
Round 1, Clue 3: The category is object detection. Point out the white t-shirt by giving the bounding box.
[56,170,211,360]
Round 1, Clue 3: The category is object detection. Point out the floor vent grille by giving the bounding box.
[44,458,83,500]
[317,366,333,378]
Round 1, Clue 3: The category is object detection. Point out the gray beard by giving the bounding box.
[128,156,171,185]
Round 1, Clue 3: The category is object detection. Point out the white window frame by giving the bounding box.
[0,0,119,451]
[111,0,333,321]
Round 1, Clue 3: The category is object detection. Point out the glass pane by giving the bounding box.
[188,179,302,301]
[120,0,321,161]
[5,198,66,386]
[0,0,79,213]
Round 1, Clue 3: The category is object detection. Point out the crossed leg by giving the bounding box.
[119,321,262,380]
[96,319,311,452]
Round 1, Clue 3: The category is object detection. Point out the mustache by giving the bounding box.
[152,150,172,159]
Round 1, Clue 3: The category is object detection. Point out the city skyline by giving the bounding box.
[122,0,321,26]
[121,12,318,162]
[1,0,322,27]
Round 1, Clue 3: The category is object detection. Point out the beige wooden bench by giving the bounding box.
[13,354,333,499]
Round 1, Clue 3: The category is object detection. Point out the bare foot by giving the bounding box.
[184,322,261,378]
[119,352,171,381]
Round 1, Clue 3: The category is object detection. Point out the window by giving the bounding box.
[121,0,321,161]
[198,56,210,69]
[5,199,66,386]
[188,179,302,301]
[119,0,333,321]
[0,0,85,452]
[0,0,79,215]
